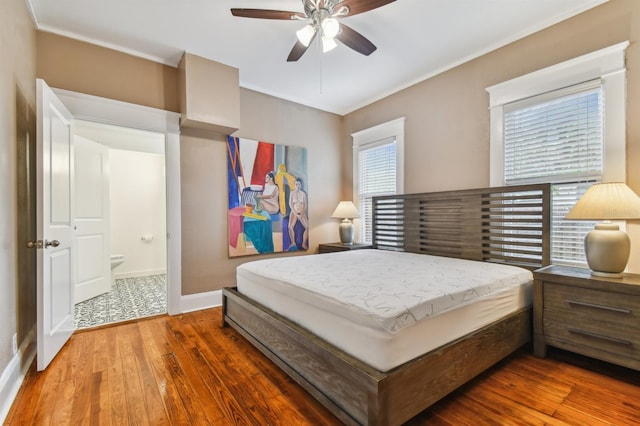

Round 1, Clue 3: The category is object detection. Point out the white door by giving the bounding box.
[36,79,75,371]
[74,136,111,303]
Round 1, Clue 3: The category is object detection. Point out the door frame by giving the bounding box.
[54,88,182,315]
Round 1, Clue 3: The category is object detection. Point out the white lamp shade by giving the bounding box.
[296,24,316,47]
[331,201,360,219]
[321,18,340,38]
[565,182,640,220]
[321,35,338,52]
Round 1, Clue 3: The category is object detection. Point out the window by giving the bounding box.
[352,118,405,244]
[504,83,602,264]
[487,42,628,266]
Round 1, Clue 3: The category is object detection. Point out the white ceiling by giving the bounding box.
[74,120,166,154]
[28,0,607,115]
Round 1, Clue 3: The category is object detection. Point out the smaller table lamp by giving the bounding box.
[565,182,640,277]
[331,201,360,244]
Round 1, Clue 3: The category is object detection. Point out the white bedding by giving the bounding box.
[237,249,533,371]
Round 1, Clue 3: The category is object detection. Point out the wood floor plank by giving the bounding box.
[560,384,640,425]
[474,366,567,415]
[116,324,152,425]
[416,389,516,426]
[68,365,94,424]
[162,352,214,425]
[499,354,576,397]
[168,347,227,423]
[29,376,58,426]
[552,403,620,426]
[166,314,200,350]
[128,324,171,425]
[464,382,571,425]
[143,315,230,423]
[104,326,129,426]
[48,379,75,425]
[68,330,99,425]
[185,343,265,424]
[91,323,110,374]
[88,370,110,426]
[137,317,195,425]
[62,331,95,383]
[6,307,640,425]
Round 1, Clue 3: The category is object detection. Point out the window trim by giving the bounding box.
[352,117,405,243]
[487,41,628,186]
[486,42,628,266]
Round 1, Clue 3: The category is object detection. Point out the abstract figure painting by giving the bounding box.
[227,136,309,257]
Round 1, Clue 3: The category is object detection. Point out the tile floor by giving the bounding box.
[74,274,167,329]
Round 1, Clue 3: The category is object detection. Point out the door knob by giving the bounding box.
[26,240,43,249]
[45,240,60,248]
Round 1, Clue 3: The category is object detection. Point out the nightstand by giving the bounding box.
[318,242,373,253]
[533,265,640,371]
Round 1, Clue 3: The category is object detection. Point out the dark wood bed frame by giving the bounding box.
[223,184,551,425]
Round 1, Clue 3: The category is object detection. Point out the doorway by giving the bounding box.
[52,87,182,317]
[72,120,168,328]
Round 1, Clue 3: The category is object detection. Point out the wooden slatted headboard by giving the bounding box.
[372,183,551,270]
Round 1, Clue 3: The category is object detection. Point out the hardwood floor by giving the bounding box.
[6,307,640,425]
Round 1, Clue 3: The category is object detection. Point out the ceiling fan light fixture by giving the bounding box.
[321,17,340,38]
[296,24,316,47]
[321,35,338,52]
[230,0,392,62]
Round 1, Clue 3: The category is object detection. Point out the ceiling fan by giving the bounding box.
[231,0,396,62]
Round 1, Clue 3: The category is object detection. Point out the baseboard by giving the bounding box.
[113,269,167,280]
[180,289,222,313]
[0,327,36,424]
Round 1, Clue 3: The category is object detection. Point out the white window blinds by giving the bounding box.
[503,81,603,265]
[357,137,397,244]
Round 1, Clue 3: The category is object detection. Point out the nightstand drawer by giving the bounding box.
[543,283,640,359]
[543,283,640,324]
[543,317,640,360]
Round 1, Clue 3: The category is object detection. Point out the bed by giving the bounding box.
[222,184,551,425]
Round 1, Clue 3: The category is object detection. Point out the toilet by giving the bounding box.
[110,254,125,269]
[110,254,125,285]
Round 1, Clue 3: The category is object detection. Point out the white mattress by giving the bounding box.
[237,250,533,372]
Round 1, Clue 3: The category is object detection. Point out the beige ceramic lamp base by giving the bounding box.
[584,223,630,278]
[338,219,355,244]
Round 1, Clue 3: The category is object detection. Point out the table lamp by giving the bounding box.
[331,201,360,244]
[565,182,640,277]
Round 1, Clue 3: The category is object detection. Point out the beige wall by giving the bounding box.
[343,0,640,272]
[0,0,37,378]
[180,89,342,294]
[37,32,179,112]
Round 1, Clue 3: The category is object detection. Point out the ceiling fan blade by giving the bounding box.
[337,0,396,17]
[335,23,376,56]
[231,9,305,20]
[287,33,317,62]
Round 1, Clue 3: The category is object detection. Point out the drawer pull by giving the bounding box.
[566,299,631,314]
[567,328,632,346]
